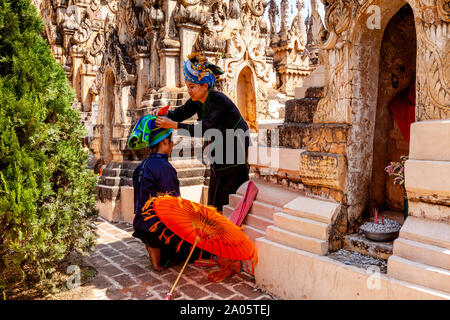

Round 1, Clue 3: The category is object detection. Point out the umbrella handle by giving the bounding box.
[166,236,201,300]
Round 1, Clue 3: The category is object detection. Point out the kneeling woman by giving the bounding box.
[155,53,250,212]
[129,116,208,270]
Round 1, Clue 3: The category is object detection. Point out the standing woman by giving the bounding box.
[155,53,250,212]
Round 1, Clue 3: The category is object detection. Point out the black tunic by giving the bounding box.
[167,90,250,211]
[132,153,209,265]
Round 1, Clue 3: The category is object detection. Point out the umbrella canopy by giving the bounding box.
[141,195,257,269]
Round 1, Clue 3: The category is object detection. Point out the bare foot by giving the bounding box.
[145,244,163,271]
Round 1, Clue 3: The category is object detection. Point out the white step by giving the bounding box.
[266,226,327,255]
[222,205,272,232]
[273,212,329,241]
[242,224,265,243]
[235,180,300,208]
[244,214,273,232]
[283,195,340,224]
[388,255,450,293]
[228,194,280,220]
[393,238,450,271]
[222,204,233,219]
[400,216,450,249]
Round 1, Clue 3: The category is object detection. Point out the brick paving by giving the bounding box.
[73,217,277,300]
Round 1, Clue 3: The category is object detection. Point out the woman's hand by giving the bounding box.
[155,116,178,129]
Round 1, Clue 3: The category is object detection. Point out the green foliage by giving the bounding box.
[0,0,98,289]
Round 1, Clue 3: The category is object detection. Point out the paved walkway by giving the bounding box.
[71,217,276,300]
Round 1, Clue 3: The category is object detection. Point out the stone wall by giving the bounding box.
[307,0,450,228]
[262,0,449,232]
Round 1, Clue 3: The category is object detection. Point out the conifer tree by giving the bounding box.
[0,0,98,289]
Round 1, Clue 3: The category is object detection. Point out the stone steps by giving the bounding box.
[265,226,328,255]
[176,167,206,179]
[399,216,450,249]
[224,180,340,256]
[241,224,265,243]
[96,185,120,201]
[273,212,329,241]
[265,195,340,255]
[221,180,300,243]
[388,255,450,293]
[234,180,301,208]
[228,194,281,221]
[179,176,205,187]
[393,238,450,271]
[282,196,340,225]
[99,176,133,187]
[255,237,450,299]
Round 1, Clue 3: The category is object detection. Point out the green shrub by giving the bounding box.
[0,0,98,289]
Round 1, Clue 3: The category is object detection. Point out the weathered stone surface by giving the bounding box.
[278,123,310,149]
[344,233,393,260]
[306,124,349,154]
[299,152,347,191]
[284,99,318,123]
[408,201,450,224]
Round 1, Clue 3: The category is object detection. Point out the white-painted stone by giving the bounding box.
[405,159,450,198]
[399,216,450,249]
[409,120,450,161]
[242,224,265,243]
[283,196,340,224]
[255,238,450,300]
[273,212,329,240]
[248,146,305,174]
[235,180,301,208]
[265,226,328,255]
[408,200,450,223]
[393,238,450,271]
[119,186,134,224]
[229,194,280,220]
[388,255,450,293]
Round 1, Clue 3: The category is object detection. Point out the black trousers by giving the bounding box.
[207,163,250,212]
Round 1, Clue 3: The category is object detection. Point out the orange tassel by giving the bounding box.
[148,221,162,233]
[143,214,156,221]
[176,240,184,252]
[165,233,175,244]
[159,228,168,240]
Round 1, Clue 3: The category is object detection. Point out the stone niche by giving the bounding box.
[370,4,416,212]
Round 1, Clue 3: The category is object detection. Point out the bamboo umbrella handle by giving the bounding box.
[166,236,201,300]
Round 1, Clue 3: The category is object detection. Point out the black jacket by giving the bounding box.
[167,90,250,167]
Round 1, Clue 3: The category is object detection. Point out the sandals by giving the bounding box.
[208,268,235,283]
[193,258,219,268]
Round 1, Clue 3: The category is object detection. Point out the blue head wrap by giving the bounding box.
[183,59,216,88]
[183,53,224,89]
[128,115,172,150]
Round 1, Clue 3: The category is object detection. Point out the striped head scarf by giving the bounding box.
[128,114,172,150]
[183,53,224,89]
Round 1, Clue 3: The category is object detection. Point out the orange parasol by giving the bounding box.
[141,195,258,299]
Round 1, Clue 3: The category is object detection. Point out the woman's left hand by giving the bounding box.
[155,116,178,129]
